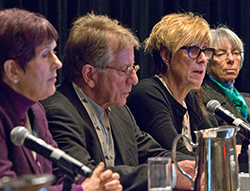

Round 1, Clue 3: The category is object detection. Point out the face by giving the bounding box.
[93,44,138,109]
[16,40,62,101]
[209,39,241,84]
[167,42,208,92]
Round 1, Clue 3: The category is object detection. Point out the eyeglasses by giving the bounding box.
[214,49,244,60]
[180,46,215,60]
[105,64,140,75]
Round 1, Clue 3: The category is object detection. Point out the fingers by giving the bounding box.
[103,180,123,191]
[88,162,123,191]
[110,172,120,180]
[100,170,120,182]
[174,160,194,190]
[91,162,105,179]
[101,171,122,191]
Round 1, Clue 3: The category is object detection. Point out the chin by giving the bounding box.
[117,100,126,107]
[40,90,56,101]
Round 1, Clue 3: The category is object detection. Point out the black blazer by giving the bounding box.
[200,76,250,138]
[41,78,193,191]
[200,76,250,172]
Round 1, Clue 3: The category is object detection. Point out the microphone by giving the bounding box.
[10,126,92,178]
[206,100,250,132]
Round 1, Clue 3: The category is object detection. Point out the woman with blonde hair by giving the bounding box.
[127,12,215,155]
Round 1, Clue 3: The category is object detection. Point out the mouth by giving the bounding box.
[193,69,203,75]
[226,69,235,72]
[123,91,131,96]
[49,76,57,82]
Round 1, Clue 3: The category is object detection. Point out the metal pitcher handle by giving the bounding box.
[172,134,196,190]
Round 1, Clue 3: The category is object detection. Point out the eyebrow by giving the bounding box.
[215,48,227,51]
[216,48,239,52]
[41,41,57,49]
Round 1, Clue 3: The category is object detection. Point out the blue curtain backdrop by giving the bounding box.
[1,0,250,92]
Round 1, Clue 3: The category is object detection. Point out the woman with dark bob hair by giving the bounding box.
[0,8,122,191]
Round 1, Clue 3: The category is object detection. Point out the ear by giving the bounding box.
[81,64,98,88]
[3,60,20,83]
[160,49,171,67]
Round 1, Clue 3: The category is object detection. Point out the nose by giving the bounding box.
[53,54,62,70]
[127,69,138,85]
[197,51,207,64]
[226,52,234,62]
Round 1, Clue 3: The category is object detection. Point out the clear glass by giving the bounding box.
[0,174,54,191]
[148,157,172,191]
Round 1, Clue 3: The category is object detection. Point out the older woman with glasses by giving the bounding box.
[127,12,215,156]
[195,26,250,172]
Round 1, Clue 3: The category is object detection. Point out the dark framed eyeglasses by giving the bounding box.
[180,46,215,60]
[105,64,140,75]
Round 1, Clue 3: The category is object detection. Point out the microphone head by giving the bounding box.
[206,100,221,114]
[10,126,30,146]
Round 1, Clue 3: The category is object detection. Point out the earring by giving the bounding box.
[13,78,19,84]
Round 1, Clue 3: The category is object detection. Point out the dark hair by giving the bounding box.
[0,8,58,77]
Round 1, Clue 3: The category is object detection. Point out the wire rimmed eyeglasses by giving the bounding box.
[214,49,244,60]
[180,46,215,60]
[105,64,140,75]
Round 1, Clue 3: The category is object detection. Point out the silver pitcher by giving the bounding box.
[172,125,239,191]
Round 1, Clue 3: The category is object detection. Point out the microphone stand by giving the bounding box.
[63,174,74,191]
[61,168,76,191]
[238,138,250,173]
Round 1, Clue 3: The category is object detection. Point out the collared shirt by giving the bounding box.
[87,98,113,153]
[209,75,235,91]
[73,82,115,166]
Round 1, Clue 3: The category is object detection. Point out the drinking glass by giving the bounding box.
[148,157,172,191]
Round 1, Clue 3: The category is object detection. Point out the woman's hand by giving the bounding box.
[81,162,122,191]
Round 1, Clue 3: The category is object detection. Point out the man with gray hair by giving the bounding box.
[41,12,195,190]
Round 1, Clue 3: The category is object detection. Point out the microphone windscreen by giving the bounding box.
[10,126,30,146]
[206,100,221,114]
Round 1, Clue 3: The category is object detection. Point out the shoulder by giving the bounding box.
[134,77,163,90]
[110,105,134,120]
[129,77,166,99]
[186,91,201,109]
[40,91,70,110]
[202,77,223,94]
[240,92,250,98]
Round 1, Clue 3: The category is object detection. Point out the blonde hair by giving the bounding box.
[144,12,211,74]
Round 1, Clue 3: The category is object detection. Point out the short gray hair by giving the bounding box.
[63,12,140,82]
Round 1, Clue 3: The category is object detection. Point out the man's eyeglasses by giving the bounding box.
[214,49,244,60]
[105,65,140,75]
[180,46,215,60]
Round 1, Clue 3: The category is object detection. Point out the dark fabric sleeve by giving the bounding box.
[33,102,84,191]
[127,79,194,156]
[0,109,18,178]
[41,92,194,191]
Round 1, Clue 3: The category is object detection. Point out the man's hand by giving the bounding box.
[81,162,123,191]
[174,160,195,190]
